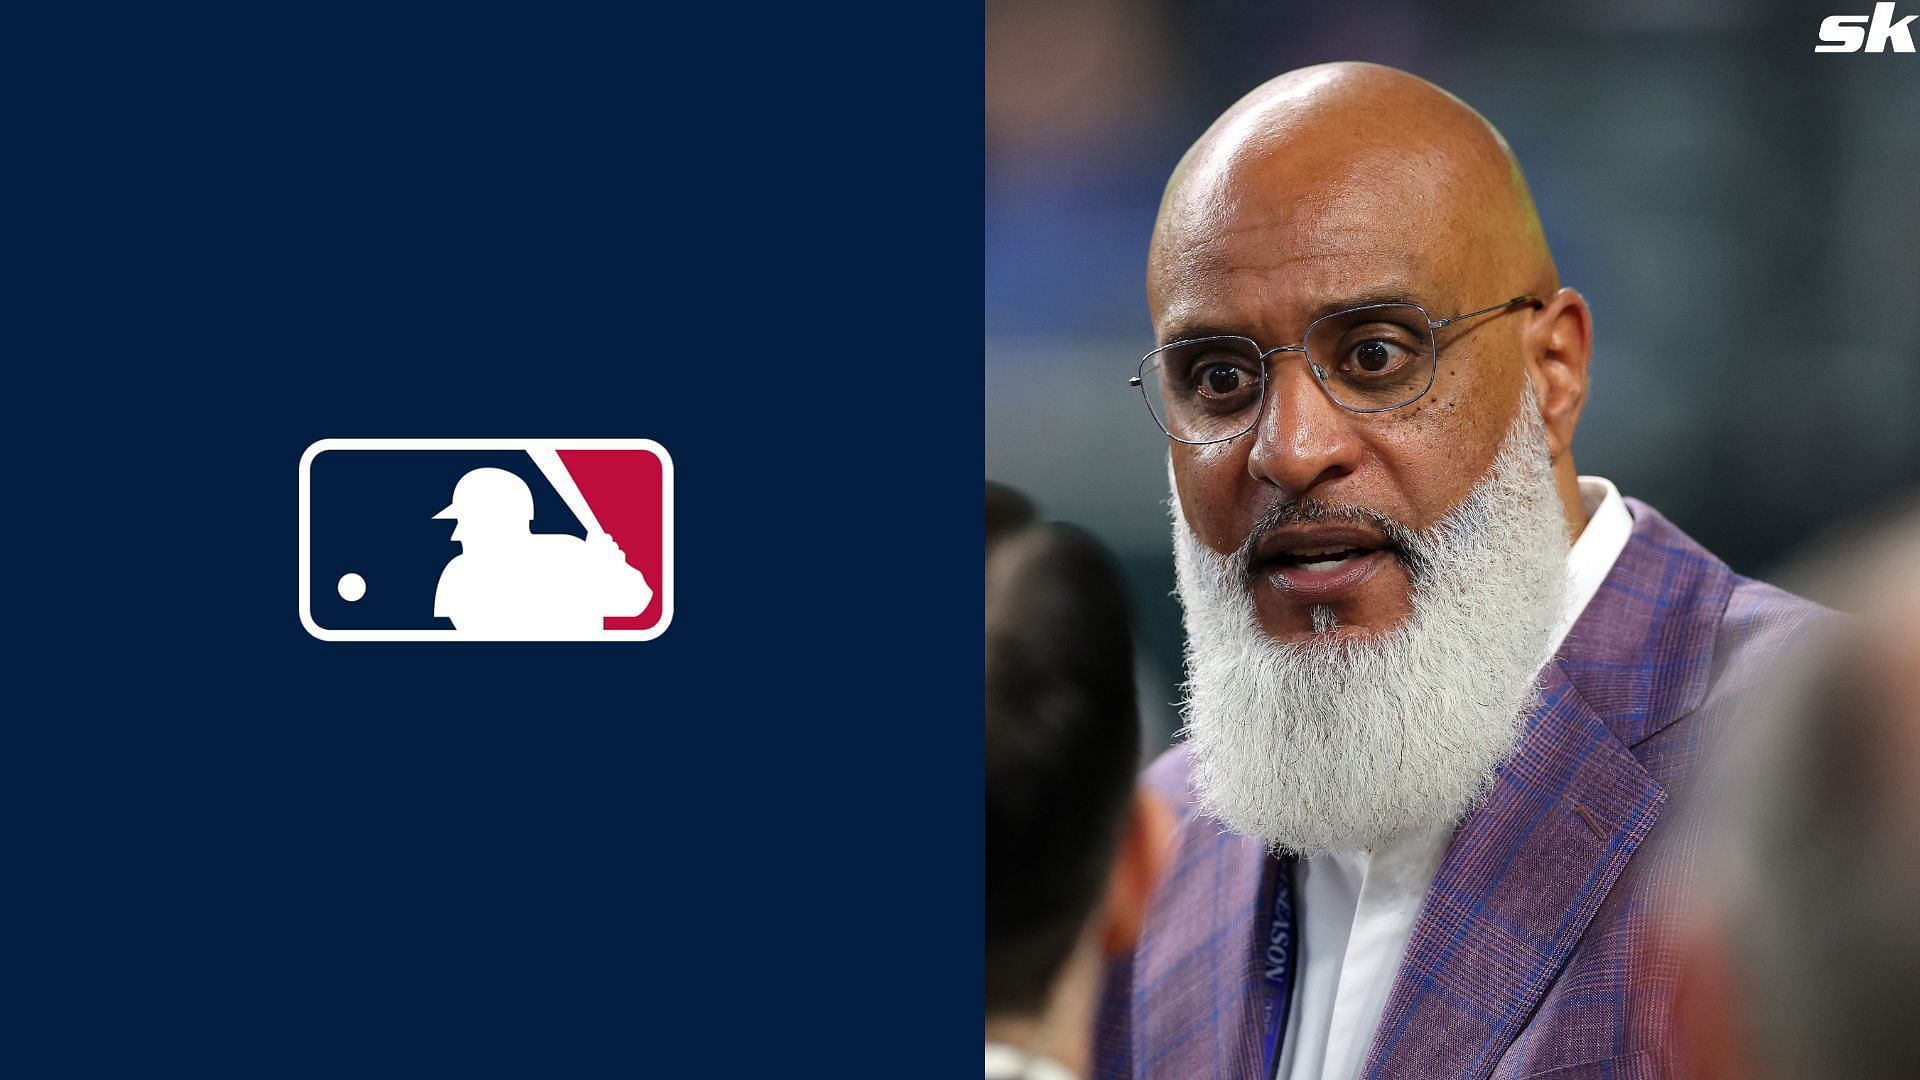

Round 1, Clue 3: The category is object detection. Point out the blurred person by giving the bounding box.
[1679,508,1920,1080]
[1097,63,1828,1078]
[987,483,1170,1080]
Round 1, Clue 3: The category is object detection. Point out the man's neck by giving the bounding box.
[1556,458,1591,543]
[985,940,1101,1078]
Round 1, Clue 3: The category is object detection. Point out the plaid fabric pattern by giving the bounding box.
[1095,500,1829,1079]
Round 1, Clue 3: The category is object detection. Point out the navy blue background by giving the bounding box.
[16,6,976,1076]
[308,450,586,631]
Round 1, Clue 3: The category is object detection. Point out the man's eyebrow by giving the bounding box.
[1156,322,1252,345]
[1158,286,1440,345]
[1306,285,1435,320]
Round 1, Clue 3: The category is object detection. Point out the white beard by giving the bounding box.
[1172,398,1570,856]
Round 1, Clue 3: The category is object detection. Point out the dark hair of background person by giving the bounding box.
[985,482,1141,1017]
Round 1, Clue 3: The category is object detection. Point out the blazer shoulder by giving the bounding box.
[1723,573,1835,634]
[1705,575,1839,702]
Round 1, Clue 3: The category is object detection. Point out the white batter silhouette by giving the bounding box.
[431,467,653,636]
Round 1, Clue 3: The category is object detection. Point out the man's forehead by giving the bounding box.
[1163,136,1462,246]
[1151,180,1455,334]
[1156,208,1428,277]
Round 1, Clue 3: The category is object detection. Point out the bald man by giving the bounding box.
[1096,64,1828,1079]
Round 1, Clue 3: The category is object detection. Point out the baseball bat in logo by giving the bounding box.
[299,439,674,641]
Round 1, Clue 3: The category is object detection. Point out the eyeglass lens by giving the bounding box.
[1138,304,1437,442]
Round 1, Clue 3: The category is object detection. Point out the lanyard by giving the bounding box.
[1260,855,1298,1080]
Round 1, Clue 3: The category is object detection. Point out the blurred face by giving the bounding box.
[1153,144,1534,643]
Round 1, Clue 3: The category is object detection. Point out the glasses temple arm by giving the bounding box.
[1429,294,1543,329]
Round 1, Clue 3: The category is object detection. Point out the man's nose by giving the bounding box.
[1245,358,1363,496]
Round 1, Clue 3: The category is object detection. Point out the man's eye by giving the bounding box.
[1199,364,1246,396]
[1184,360,1260,408]
[1345,339,1413,375]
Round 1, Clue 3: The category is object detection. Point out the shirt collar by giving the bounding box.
[985,1042,1080,1080]
[1549,475,1633,656]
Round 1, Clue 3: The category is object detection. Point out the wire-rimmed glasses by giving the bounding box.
[1130,295,1541,444]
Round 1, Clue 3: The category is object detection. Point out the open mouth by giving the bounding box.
[1250,524,1400,605]
[1273,545,1380,574]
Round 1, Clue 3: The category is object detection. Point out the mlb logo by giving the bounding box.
[299,439,674,641]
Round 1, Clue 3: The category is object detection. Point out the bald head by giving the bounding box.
[1151,63,1555,321]
[1149,63,1597,646]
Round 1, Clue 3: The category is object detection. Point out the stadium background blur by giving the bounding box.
[986,0,1920,750]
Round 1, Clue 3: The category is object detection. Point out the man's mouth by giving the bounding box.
[1275,545,1379,573]
[1250,525,1399,605]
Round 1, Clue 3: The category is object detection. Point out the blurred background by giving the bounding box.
[985,0,1920,750]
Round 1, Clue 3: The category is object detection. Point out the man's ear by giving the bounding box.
[1101,789,1173,956]
[1522,287,1592,461]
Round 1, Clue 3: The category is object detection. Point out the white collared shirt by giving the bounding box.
[1274,477,1633,1080]
[985,1042,1079,1080]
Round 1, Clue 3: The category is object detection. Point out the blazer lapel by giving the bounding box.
[1130,795,1273,1079]
[1360,665,1665,1079]
[1362,500,1732,1079]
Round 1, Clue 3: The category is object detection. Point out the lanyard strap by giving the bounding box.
[1259,855,1298,1080]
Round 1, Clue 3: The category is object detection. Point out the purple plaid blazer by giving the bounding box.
[1095,499,1828,1080]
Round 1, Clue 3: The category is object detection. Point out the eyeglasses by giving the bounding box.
[1129,295,1541,445]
